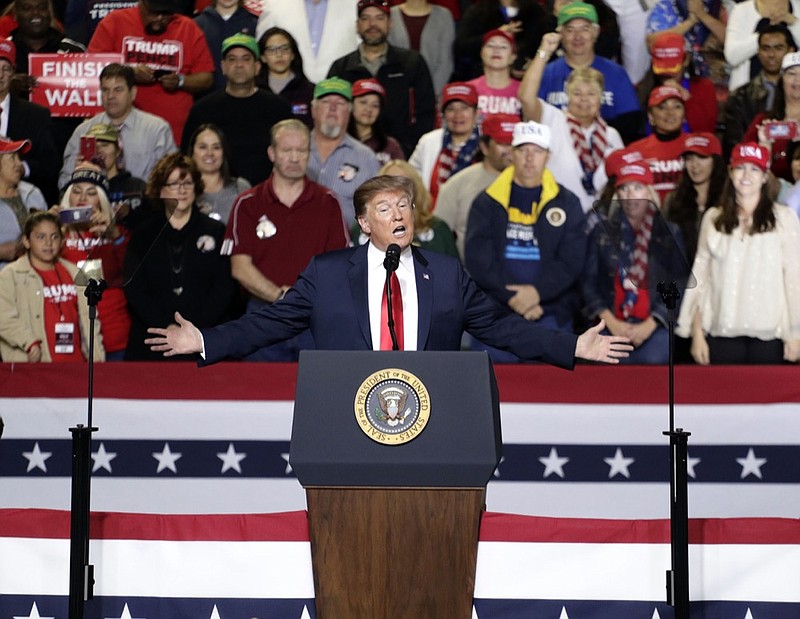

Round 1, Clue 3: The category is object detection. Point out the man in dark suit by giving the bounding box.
[146,175,631,365]
[0,39,60,205]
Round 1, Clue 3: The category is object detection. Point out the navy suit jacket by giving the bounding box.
[202,244,578,368]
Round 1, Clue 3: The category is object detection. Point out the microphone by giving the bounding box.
[383,244,401,350]
[384,243,401,273]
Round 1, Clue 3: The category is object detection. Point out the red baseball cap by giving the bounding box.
[682,132,722,158]
[0,39,15,67]
[441,82,478,110]
[604,148,643,179]
[651,32,685,75]
[352,78,386,99]
[481,114,518,145]
[729,142,770,171]
[482,28,516,51]
[615,160,654,188]
[357,0,389,15]
[648,85,686,108]
[0,136,31,155]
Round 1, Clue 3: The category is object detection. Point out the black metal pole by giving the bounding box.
[68,279,106,619]
[657,281,691,619]
[665,427,691,617]
[68,424,95,619]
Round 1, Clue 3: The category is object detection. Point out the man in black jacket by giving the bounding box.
[0,39,60,205]
[327,0,435,158]
[181,33,292,185]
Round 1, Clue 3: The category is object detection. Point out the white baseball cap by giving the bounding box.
[511,121,551,149]
[782,51,800,72]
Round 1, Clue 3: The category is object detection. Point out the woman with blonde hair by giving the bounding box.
[350,160,458,257]
[519,32,624,212]
[58,165,130,360]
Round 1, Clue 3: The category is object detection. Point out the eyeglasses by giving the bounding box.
[264,44,291,56]
[164,180,194,190]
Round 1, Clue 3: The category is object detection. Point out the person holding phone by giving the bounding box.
[56,166,131,360]
[743,51,800,182]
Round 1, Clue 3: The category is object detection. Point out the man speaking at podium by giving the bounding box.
[146,175,631,366]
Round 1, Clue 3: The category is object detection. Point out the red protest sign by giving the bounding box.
[28,53,123,118]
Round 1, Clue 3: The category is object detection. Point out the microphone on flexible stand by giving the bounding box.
[383,243,401,351]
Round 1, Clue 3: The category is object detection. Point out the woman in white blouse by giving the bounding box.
[677,141,800,364]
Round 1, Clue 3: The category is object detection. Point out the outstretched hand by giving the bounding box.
[574,319,633,364]
[145,312,203,357]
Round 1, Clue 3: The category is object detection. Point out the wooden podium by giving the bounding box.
[291,351,502,619]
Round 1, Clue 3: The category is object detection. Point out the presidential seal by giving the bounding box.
[354,369,430,444]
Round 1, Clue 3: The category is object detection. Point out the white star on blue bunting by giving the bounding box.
[92,442,117,473]
[737,449,767,479]
[152,442,182,474]
[217,443,246,474]
[22,442,52,473]
[604,448,635,479]
[539,447,570,479]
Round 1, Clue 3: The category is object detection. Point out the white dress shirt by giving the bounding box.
[367,242,418,351]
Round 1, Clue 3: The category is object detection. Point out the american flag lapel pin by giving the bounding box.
[423,273,430,280]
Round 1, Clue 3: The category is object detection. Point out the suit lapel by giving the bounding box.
[349,244,372,349]
[412,247,432,350]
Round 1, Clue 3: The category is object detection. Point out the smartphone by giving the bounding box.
[153,69,171,79]
[80,136,96,161]
[59,206,94,224]
[764,121,797,141]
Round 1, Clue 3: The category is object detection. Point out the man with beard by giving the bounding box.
[181,33,292,185]
[306,76,380,226]
[88,0,214,143]
[327,0,435,158]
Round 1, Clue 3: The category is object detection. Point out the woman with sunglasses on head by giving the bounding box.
[677,142,800,364]
[123,152,235,360]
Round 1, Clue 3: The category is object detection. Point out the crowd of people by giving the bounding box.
[0,0,799,365]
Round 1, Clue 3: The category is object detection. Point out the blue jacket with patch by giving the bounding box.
[465,166,587,328]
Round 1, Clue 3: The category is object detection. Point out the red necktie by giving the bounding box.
[380,271,404,351]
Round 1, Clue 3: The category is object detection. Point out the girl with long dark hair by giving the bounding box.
[677,141,800,364]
